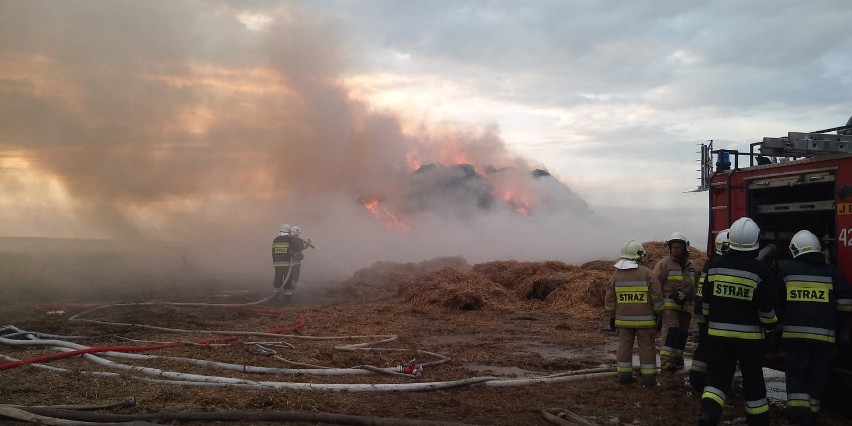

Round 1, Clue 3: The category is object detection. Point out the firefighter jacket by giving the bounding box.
[701,250,778,341]
[271,235,292,267]
[605,264,664,328]
[653,255,697,312]
[290,237,310,264]
[695,254,723,324]
[780,252,852,344]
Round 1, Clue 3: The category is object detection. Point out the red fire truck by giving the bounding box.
[695,115,852,380]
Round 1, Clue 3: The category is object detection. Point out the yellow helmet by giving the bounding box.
[620,240,646,261]
[714,229,730,255]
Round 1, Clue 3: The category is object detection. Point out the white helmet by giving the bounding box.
[789,230,821,258]
[620,240,646,261]
[290,225,301,236]
[714,229,730,255]
[728,217,760,251]
[279,223,291,236]
[666,231,690,248]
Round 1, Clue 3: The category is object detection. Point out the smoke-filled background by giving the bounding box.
[1,1,850,290]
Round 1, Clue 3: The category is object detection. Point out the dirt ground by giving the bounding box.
[2,250,851,425]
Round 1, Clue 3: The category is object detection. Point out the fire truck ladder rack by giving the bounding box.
[692,122,852,193]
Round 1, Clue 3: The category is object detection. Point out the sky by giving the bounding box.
[1,1,850,279]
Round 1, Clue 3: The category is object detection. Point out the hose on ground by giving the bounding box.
[0,404,155,425]
[0,316,306,370]
[8,406,472,426]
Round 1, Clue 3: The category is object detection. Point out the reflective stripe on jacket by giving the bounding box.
[272,235,292,267]
[702,250,777,342]
[604,265,664,328]
[780,253,852,344]
[653,256,697,312]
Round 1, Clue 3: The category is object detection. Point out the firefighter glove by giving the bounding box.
[673,290,686,304]
[609,315,616,331]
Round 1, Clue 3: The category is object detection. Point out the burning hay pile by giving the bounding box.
[332,242,707,317]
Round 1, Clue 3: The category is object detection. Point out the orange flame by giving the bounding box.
[501,190,531,216]
[362,197,410,232]
[405,152,422,172]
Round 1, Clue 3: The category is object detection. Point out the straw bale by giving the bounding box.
[472,260,577,293]
[580,259,615,272]
[334,256,469,301]
[542,269,612,319]
[402,267,516,311]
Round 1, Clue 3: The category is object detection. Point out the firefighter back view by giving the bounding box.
[271,224,294,305]
[689,229,729,393]
[653,231,697,372]
[604,240,664,387]
[699,217,778,426]
[780,230,852,426]
[286,225,313,299]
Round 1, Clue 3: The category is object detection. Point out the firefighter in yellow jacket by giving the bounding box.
[605,240,664,387]
[653,232,699,371]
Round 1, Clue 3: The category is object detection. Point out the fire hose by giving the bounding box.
[1,403,472,426]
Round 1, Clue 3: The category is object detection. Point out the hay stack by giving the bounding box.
[580,259,615,272]
[542,269,612,319]
[334,256,469,301]
[472,260,577,299]
[403,267,516,311]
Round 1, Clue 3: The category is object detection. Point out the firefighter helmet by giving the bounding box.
[665,232,690,248]
[279,224,291,236]
[291,225,301,236]
[789,230,821,258]
[714,229,730,255]
[728,217,760,251]
[620,240,646,261]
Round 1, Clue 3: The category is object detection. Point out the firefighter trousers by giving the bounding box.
[273,266,300,291]
[699,339,769,426]
[784,341,833,426]
[660,308,691,370]
[616,327,657,386]
[689,321,709,392]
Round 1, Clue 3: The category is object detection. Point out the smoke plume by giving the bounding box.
[0,2,630,284]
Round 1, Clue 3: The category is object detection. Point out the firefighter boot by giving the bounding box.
[639,373,656,388]
[699,397,723,426]
[788,406,814,426]
[618,373,636,385]
[688,367,706,394]
[660,327,681,372]
[674,332,688,369]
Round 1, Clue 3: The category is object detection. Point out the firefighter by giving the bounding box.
[699,217,778,426]
[689,229,729,392]
[653,231,698,372]
[780,230,852,426]
[604,240,664,387]
[271,224,295,304]
[286,225,313,297]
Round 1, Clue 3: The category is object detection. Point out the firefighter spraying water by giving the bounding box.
[270,223,353,305]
